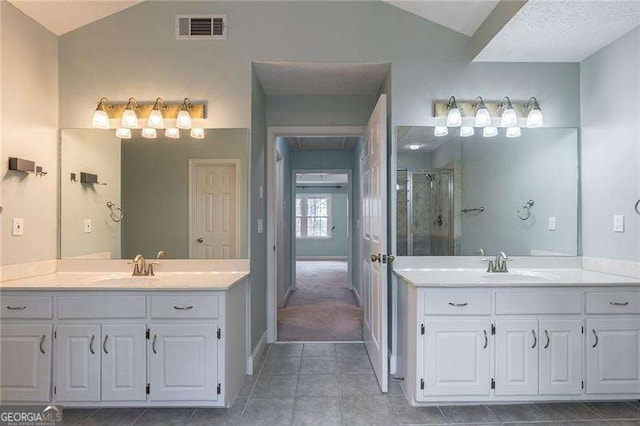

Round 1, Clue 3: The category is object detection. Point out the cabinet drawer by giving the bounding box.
[58,295,146,319]
[586,292,640,314]
[496,291,582,315]
[1,296,52,319]
[151,295,219,319]
[423,292,491,315]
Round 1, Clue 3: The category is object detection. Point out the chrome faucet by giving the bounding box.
[486,251,510,273]
[130,254,159,276]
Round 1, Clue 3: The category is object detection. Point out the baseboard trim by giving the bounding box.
[389,348,397,375]
[247,330,267,375]
[352,285,362,307]
[296,256,348,261]
[282,286,292,306]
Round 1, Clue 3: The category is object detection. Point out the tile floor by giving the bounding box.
[63,342,640,425]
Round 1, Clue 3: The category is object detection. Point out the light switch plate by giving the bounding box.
[548,217,556,231]
[257,219,264,234]
[12,218,24,236]
[614,214,625,232]
[84,219,92,233]
[259,186,264,200]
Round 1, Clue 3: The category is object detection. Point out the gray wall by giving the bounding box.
[121,129,249,260]
[580,28,640,262]
[266,95,378,127]
[1,2,58,265]
[295,188,349,257]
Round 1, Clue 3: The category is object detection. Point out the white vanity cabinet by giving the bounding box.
[55,324,102,402]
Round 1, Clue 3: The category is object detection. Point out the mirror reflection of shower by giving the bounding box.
[397,169,454,256]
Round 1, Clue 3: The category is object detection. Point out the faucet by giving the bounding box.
[476,248,485,256]
[486,251,510,273]
[130,254,159,276]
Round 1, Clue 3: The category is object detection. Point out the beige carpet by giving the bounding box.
[277,261,363,341]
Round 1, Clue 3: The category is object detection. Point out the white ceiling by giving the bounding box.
[284,136,361,151]
[397,126,457,153]
[383,0,500,36]
[254,62,390,96]
[8,0,143,36]
[475,0,640,62]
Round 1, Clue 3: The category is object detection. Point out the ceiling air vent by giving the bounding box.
[176,15,226,40]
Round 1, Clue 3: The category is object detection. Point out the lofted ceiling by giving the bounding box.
[284,136,361,151]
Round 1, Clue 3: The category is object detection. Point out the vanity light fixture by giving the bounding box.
[177,98,193,129]
[483,126,498,138]
[165,128,180,139]
[141,128,157,139]
[445,96,462,127]
[434,126,448,137]
[524,97,543,128]
[190,127,205,139]
[122,97,140,129]
[92,98,111,129]
[498,97,518,128]
[115,128,132,139]
[148,98,165,129]
[472,97,492,128]
[408,144,422,150]
[506,126,522,138]
[460,126,474,137]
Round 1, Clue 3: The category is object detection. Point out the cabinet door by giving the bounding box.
[101,324,146,401]
[539,320,582,395]
[495,320,538,396]
[55,324,101,401]
[149,324,218,401]
[586,319,640,394]
[0,324,52,401]
[423,320,491,396]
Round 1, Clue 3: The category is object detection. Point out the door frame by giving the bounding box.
[188,159,243,259]
[291,168,353,295]
[266,126,364,343]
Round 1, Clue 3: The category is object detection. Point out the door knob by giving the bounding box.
[387,255,396,264]
[197,237,204,243]
[371,253,381,263]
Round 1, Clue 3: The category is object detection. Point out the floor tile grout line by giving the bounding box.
[130,407,148,425]
[184,407,197,424]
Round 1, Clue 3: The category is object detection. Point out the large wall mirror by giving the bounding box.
[396,126,579,257]
[60,129,250,260]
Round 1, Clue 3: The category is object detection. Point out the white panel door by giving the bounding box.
[495,320,539,396]
[101,324,146,401]
[539,319,582,395]
[0,324,52,402]
[587,319,640,394]
[423,320,491,396]
[361,95,388,392]
[149,324,218,401]
[55,324,101,402]
[192,162,237,259]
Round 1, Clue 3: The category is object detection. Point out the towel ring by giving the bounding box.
[517,200,535,221]
[635,199,640,216]
[106,201,124,223]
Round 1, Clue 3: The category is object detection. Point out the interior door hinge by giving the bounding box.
[54,386,56,395]
[54,331,57,339]
[217,383,221,395]
[581,381,584,389]
[273,245,276,252]
[581,326,584,334]
[217,328,221,340]
[146,328,150,339]
[420,379,424,390]
[491,324,496,335]
[146,384,150,395]
[491,379,495,389]
[420,324,425,335]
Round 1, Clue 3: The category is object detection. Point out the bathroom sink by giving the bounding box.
[94,276,160,285]
[481,271,558,283]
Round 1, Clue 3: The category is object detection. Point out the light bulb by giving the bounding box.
[115,128,131,139]
[190,128,205,139]
[445,96,462,127]
[483,126,498,138]
[142,128,157,139]
[92,98,110,129]
[434,126,448,137]
[506,126,521,138]
[526,109,543,128]
[475,108,491,127]
[500,108,517,127]
[122,97,139,128]
[148,97,165,129]
[165,128,180,139]
[177,98,193,129]
[408,144,422,150]
[460,126,474,137]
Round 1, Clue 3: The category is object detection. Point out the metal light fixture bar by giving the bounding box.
[108,101,206,120]
[433,100,527,120]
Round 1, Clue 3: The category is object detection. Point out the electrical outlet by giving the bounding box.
[257,219,264,234]
[548,217,556,231]
[84,219,92,233]
[614,215,625,233]
[12,218,24,236]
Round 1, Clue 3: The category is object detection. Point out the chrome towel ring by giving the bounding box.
[106,201,124,222]
[517,200,535,221]
[635,199,640,216]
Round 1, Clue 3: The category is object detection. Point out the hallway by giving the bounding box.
[278,261,363,341]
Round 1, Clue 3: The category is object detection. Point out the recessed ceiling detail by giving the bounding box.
[474,0,640,62]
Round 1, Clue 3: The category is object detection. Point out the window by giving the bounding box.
[296,194,332,238]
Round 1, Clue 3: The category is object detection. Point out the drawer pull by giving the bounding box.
[6,305,26,310]
[544,330,550,349]
[483,330,488,349]
[103,335,109,354]
[152,334,158,354]
[592,329,599,348]
[89,335,95,354]
[610,301,629,306]
[173,305,194,310]
[448,302,468,307]
[39,335,46,354]
[531,330,537,349]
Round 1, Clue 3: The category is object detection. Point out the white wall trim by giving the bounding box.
[296,256,348,261]
[582,256,640,279]
[266,126,364,343]
[247,329,267,375]
[282,286,293,306]
[352,285,362,307]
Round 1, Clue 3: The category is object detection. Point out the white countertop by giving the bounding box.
[0,271,250,291]
[394,268,640,287]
